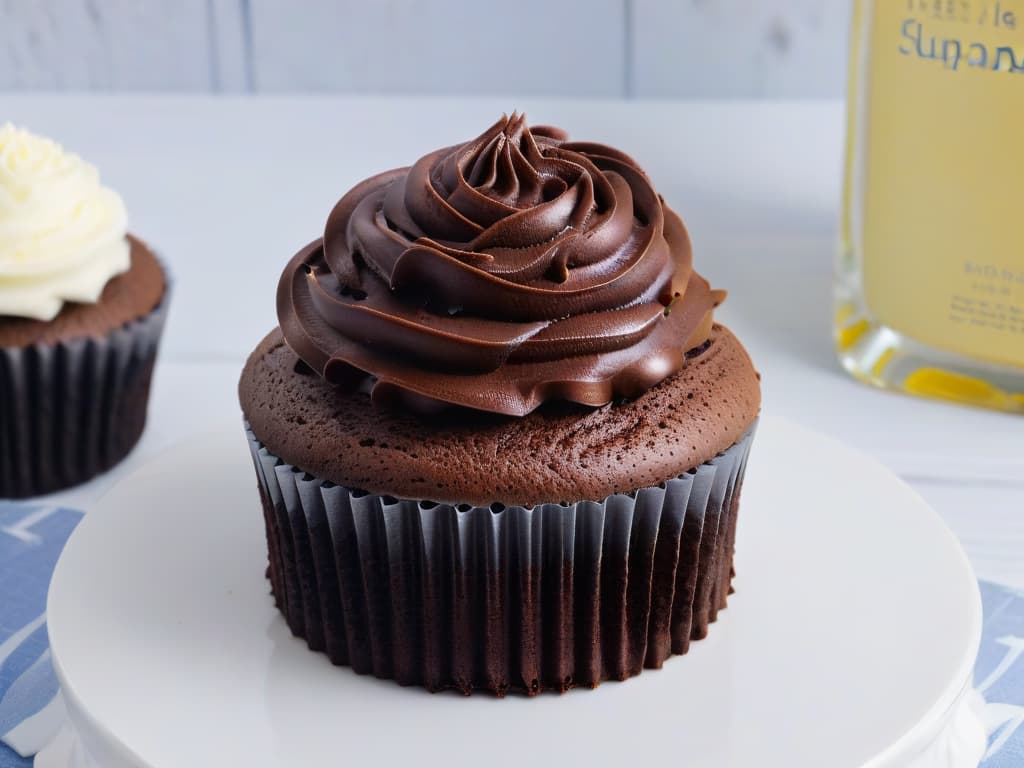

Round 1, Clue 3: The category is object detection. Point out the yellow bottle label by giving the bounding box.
[859,0,1024,368]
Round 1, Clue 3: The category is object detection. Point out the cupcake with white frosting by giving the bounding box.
[0,124,169,497]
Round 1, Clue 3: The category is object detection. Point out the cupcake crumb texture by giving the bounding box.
[240,325,760,507]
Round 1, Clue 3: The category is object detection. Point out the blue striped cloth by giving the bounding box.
[977,581,1024,764]
[1,503,82,768]
[1,500,1022,766]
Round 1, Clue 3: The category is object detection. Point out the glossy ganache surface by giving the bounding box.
[278,114,722,416]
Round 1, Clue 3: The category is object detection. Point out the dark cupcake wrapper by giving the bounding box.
[246,422,756,696]
[0,295,169,498]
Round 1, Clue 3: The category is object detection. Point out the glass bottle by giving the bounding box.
[837,0,1024,413]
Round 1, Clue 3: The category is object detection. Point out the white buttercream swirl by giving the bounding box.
[0,123,130,320]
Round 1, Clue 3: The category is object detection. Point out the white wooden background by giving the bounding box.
[0,0,851,98]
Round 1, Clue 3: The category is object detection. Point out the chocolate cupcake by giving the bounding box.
[0,124,168,498]
[239,114,760,695]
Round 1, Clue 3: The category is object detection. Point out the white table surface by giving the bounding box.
[4,94,1022,589]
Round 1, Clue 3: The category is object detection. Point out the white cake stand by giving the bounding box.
[37,415,987,768]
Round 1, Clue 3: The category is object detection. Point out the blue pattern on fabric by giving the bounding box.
[0,503,83,767]
[977,581,1024,765]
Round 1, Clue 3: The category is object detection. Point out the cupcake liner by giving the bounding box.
[245,422,755,696]
[0,297,169,498]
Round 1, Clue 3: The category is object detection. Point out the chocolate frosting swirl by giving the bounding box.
[278,114,722,416]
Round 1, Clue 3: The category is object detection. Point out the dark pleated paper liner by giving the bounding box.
[0,297,169,498]
[245,423,756,696]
